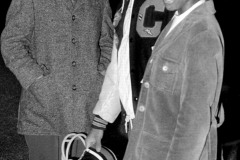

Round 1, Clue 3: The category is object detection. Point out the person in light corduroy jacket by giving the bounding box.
[86,0,225,160]
[0,0,113,159]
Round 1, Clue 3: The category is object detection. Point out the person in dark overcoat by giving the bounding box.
[0,0,113,159]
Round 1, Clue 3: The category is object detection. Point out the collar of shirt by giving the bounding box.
[165,0,205,38]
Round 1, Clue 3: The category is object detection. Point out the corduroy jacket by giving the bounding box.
[1,0,113,135]
[123,1,224,160]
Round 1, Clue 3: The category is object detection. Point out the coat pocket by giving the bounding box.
[150,56,178,94]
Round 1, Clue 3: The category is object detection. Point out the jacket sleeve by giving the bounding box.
[166,30,224,160]
[98,0,114,74]
[93,30,121,123]
[1,0,43,89]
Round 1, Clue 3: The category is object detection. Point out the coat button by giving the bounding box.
[72,84,77,91]
[138,105,145,112]
[72,61,76,67]
[72,15,76,21]
[162,65,168,72]
[151,46,155,50]
[72,38,76,44]
[144,82,149,88]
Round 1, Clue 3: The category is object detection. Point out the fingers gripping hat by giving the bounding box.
[61,132,117,160]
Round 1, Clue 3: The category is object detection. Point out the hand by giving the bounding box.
[85,128,104,152]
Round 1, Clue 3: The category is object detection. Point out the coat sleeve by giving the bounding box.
[1,0,43,89]
[98,0,114,74]
[93,31,121,123]
[166,30,224,160]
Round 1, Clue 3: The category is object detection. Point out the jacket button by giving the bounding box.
[72,61,76,66]
[144,82,149,88]
[151,46,155,50]
[162,65,168,72]
[138,105,145,112]
[72,84,77,91]
[72,15,76,21]
[72,38,76,44]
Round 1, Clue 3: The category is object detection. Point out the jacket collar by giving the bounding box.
[153,0,216,52]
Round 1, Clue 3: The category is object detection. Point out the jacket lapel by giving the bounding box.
[153,16,189,55]
[153,17,174,49]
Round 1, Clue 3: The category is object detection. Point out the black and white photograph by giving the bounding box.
[0,0,239,160]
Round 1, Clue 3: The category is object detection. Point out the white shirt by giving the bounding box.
[165,0,205,37]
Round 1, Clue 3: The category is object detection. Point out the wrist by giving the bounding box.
[92,115,108,130]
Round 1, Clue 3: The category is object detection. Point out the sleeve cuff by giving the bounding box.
[92,115,108,130]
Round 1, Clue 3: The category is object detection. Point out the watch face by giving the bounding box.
[136,0,165,38]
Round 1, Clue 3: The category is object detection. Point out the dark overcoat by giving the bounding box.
[1,0,113,135]
[123,1,224,160]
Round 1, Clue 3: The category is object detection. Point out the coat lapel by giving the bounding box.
[153,17,174,49]
[153,17,189,55]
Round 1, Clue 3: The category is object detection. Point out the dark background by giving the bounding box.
[0,0,239,159]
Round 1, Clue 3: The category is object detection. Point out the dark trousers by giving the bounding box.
[25,135,84,160]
